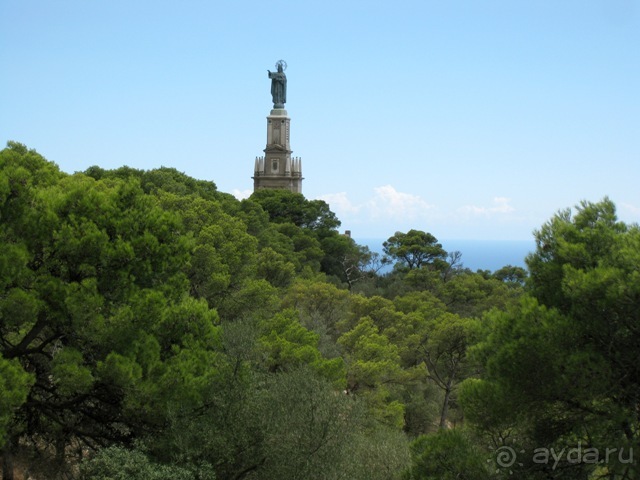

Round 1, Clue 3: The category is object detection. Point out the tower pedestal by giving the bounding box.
[252,109,303,193]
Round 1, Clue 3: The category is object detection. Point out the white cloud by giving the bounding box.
[492,196,516,213]
[366,185,435,220]
[319,192,362,215]
[316,189,530,239]
[620,202,640,216]
[319,185,435,223]
[457,204,486,215]
[231,188,252,200]
[458,197,515,216]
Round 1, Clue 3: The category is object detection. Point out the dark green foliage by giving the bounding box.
[80,446,215,480]
[4,142,577,479]
[249,189,361,283]
[250,189,340,232]
[0,144,227,476]
[404,429,490,480]
[462,199,640,479]
[383,230,447,270]
[492,264,528,286]
[145,365,409,480]
[85,164,220,202]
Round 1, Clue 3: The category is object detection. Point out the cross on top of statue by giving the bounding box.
[268,59,287,109]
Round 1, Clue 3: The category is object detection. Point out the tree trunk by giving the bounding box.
[2,440,15,480]
[439,384,452,429]
[56,435,66,467]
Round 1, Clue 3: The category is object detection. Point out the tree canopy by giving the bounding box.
[458,198,640,479]
[383,230,447,270]
[4,142,634,480]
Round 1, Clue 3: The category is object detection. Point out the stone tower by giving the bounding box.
[253,61,303,193]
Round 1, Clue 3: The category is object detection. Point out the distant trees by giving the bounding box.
[383,230,447,270]
[492,264,527,286]
[249,189,373,286]
[250,189,340,232]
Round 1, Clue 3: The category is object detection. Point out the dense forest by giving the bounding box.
[0,142,637,479]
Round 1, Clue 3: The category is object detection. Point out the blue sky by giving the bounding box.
[1,0,638,240]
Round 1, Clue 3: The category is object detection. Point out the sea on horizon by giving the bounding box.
[355,238,536,273]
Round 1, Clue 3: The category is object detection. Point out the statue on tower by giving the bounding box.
[268,60,287,109]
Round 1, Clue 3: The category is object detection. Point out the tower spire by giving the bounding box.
[252,60,303,193]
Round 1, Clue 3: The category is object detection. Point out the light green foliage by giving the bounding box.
[217,278,281,322]
[398,311,481,429]
[403,266,443,291]
[256,246,296,287]
[526,197,627,308]
[340,294,404,333]
[281,279,350,359]
[0,355,34,447]
[339,317,403,386]
[394,290,447,318]
[259,309,346,388]
[338,317,406,427]
[282,279,351,340]
[86,165,220,203]
[284,277,350,317]
[336,291,481,430]
[0,144,224,465]
[99,295,223,421]
[51,348,94,397]
[435,272,517,317]
[189,219,258,308]
[392,293,475,431]
[140,166,219,202]
[156,191,225,235]
[275,222,325,272]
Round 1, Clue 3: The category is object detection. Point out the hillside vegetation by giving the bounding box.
[0,142,637,479]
